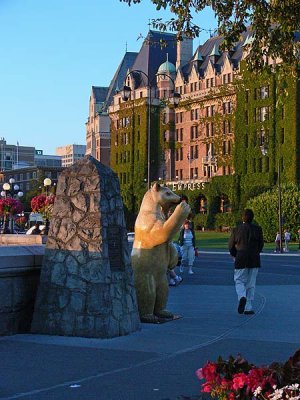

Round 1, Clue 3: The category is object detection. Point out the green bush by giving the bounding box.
[247,184,300,241]
[193,213,208,230]
[214,213,238,231]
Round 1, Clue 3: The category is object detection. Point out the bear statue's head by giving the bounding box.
[150,183,181,209]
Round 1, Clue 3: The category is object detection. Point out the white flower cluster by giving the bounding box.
[268,384,300,400]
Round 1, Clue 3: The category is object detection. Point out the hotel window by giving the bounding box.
[205,106,210,117]
[258,158,262,172]
[265,156,269,172]
[190,109,195,121]
[211,105,215,116]
[245,89,249,103]
[260,86,269,99]
[180,147,183,160]
[194,145,199,159]
[175,170,178,178]
[206,124,210,137]
[194,167,198,177]
[179,169,183,179]
[206,79,210,89]
[223,141,226,155]
[245,133,248,147]
[190,83,193,92]
[281,128,285,144]
[195,108,199,119]
[180,128,183,141]
[176,149,179,161]
[210,78,214,87]
[140,91,143,98]
[259,106,270,121]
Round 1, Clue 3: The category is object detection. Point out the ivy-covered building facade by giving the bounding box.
[108,29,299,228]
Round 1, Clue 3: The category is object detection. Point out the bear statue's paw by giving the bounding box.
[140,314,161,324]
[154,310,174,319]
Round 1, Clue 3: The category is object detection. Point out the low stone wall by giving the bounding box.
[0,246,44,336]
[0,234,46,246]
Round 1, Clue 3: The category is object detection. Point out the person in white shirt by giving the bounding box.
[284,229,291,252]
[274,232,281,253]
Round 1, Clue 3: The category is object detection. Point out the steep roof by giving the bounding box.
[92,86,109,103]
[104,51,138,109]
[180,31,250,79]
[129,30,177,88]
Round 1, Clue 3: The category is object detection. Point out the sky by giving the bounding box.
[0,0,217,155]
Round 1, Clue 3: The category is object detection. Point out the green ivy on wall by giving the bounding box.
[234,62,300,209]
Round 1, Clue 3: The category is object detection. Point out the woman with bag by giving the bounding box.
[178,220,196,275]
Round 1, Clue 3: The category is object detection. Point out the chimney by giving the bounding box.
[176,36,193,70]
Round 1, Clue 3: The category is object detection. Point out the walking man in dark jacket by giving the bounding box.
[228,209,264,315]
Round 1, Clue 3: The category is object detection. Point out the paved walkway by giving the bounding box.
[0,252,299,400]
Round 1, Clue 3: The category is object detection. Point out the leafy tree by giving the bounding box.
[247,184,300,242]
[120,0,300,70]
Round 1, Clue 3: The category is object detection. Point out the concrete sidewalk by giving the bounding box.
[0,254,299,400]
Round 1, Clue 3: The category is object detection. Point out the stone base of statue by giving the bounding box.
[31,156,140,338]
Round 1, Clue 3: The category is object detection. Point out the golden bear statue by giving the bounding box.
[131,183,191,323]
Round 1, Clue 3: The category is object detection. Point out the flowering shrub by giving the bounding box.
[196,350,300,400]
[31,194,55,219]
[15,215,27,229]
[0,197,23,216]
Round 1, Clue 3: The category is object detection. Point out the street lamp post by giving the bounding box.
[0,178,24,234]
[121,70,180,190]
[43,177,53,235]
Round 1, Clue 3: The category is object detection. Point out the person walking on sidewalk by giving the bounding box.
[274,232,281,253]
[228,209,264,315]
[179,220,196,275]
[284,229,291,252]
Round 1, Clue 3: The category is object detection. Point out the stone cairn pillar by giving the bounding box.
[31,156,140,338]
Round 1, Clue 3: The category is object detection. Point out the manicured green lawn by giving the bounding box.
[194,230,300,252]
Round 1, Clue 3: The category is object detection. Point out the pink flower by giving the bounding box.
[201,382,212,393]
[195,368,204,380]
[232,372,248,390]
[201,362,218,381]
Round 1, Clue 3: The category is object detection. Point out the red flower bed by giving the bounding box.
[31,194,55,219]
[196,350,300,399]
[0,197,23,216]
